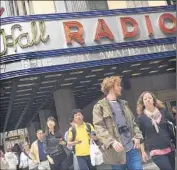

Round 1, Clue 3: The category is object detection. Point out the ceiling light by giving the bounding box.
[75,86,84,89]
[70,71,83,75]
[168,58,176,62]
[132,73,142,76]
[65,77,77,81]
[91,68,104,72]
[85,75,96,78]
[45,74,62,78]
[149,70,159,74]
[80,80,91,84]
[18,83,34,87]
[60,83,73,86]
[149,60,162,64]
[41,80,57,84]
[166,68,175,71]
[20,77,38,81]
[131,63,141,67]
[158,65,168,68]
[122,70,132,73]
[140,67,150,71]
[110,67,117,70]
[104,72,115,76]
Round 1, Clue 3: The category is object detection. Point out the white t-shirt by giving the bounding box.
[5,152,18,170]
[19,152,37,170]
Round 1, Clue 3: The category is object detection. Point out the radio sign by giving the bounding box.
[0,11,176,57]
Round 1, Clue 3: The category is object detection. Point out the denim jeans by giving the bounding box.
[112,149,143,170]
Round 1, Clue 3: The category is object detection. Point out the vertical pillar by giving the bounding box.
[53,89,76,134]
[27,122,40,144]
[39,110,52,131]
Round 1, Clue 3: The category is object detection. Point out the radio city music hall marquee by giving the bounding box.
[0,11,176,57]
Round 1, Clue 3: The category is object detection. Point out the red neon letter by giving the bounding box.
[94,19,114,41]
[145,15,154,36]
[63,21,84,45]
[0,7,5,17]
[159,13,176,34]
[120,17,139,38]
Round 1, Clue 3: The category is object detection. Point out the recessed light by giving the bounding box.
[85,75,96,78]
[45,74,62,78]
[18,83,34,87]
[131,63,141,67]
[75,86,84,89]
[104,72,115,76]
[166,68,175,71]
[20,77,38,81]
[80,80,91,84]
[168,58,176,62]
[65,77,77,81]
[149,60,162,64]
[110,67,117,70]
[132,73,142,76]
[70,71,83,75]
[60,83,73,86]
[41,80,57,84]
[122,70,132,73]
[149,70,158,74]
[91,68,104,72]
[140,67,150,71]
[158,65,168,68]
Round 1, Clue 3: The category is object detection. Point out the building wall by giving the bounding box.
[32,1,55,14]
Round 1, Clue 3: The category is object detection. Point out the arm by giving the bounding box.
[67,129,81,147]
[29,143,38,163]
[92,103,115,148]
[165,109,176,125]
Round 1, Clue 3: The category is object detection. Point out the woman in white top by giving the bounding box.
[19,142,37,170]
[5,148,19,170]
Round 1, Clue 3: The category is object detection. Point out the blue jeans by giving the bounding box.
[112,149,143,170]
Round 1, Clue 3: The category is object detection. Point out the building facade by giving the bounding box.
[0,1,176,144]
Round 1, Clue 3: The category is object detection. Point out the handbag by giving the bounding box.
[166,120,176,147]
[90,139,104,166]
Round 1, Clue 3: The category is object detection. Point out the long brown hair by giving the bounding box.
[137,91,165,115]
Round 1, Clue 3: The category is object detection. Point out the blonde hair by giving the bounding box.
[101,76,121,95]
[137,91,165,115]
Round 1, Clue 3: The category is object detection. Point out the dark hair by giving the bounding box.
[70,109,83,120]
[45,116,62,138]
[12,143,21,157]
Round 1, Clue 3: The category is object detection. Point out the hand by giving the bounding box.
[74,140,82,145]
[132,138,140,149]
[141,151,149,163]
[112,141,124,152]
[47,156,54,165]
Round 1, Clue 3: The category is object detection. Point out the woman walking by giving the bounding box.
[137,91,175,170]
[19,142,37,170]
[44,116,67,170]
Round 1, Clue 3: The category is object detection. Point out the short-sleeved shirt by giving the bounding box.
[68,122,95,156]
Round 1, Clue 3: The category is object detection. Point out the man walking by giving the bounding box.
[92,76,143,170]
[67,109,97,170]
[30,129,50,170]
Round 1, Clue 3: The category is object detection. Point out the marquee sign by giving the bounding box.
[0,10,176,58]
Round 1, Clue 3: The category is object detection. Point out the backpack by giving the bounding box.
[70,123,92,153]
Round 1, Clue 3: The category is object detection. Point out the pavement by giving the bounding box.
[96,161,159,170]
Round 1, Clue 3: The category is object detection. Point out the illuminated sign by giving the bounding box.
[0,11,176,57]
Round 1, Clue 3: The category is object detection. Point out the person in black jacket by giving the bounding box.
[43,117,67,170]
[136,91,175,170]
